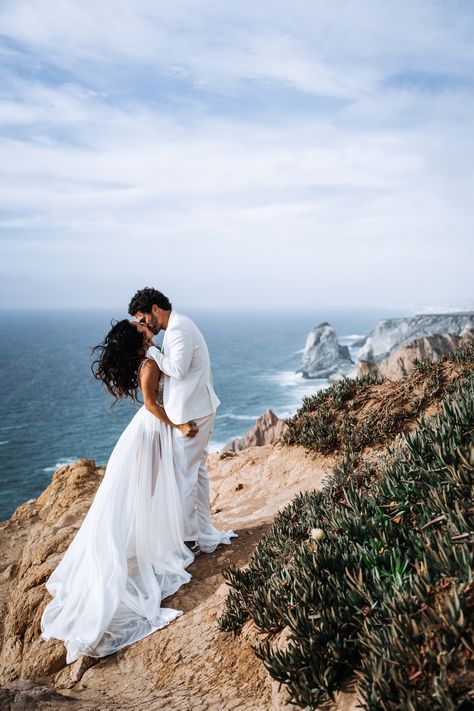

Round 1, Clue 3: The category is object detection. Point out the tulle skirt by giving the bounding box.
[41,406,219,663]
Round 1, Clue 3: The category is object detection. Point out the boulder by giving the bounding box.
[223,410,286,452]
[299,322,353,379]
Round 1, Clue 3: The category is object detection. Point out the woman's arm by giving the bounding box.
[139,360,198,437]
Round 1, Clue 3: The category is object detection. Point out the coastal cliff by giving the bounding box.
[0,447,345,710]
[298,312,474,382]
[1,346,473,710]
[358,326,474,379]
[358,311,474,365]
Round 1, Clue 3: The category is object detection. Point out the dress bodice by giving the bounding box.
[138,358,164,406]
[156,373,164,407]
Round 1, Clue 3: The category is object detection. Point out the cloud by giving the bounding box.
[0,1,473,310]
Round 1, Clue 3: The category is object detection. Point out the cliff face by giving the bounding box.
[299,322,353,379]
[1,343,471,711]
[358,312,474,365]
[0,447,351,711]
[223,409,286,452]
[358,327,474,379]
[0,460,106,687]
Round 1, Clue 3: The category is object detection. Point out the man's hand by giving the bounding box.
[177,420,199,438]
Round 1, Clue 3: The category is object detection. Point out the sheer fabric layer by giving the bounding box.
[41,407,194,663]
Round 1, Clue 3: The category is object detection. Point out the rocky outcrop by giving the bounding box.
[299,322,353,379]
[0,448,345,710]
[358,312,474,366]
[223,410,286,452]
[358,326,474,380]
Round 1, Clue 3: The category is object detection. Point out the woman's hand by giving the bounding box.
[177,421,199,438]
[136,322,155,348]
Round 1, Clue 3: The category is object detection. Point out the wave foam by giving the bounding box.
[43,457,78,473]
[209,440,226,453]
[215,413,262,421]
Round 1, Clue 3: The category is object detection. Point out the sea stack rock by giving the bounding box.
[358,312,474,367]
[299,322,353,379]
[223,410,286,452]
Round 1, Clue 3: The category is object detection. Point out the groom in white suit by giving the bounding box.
[129,287,221,555]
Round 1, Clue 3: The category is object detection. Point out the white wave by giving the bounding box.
[0,440,8,446]
[261,370,304,386]
[273,409,293,419]
[212,369,330,447]
[43,457,78,473]
[262,370,328,389]
[215,413,262,421]
[208,440,226,453]
[0,424,24,431]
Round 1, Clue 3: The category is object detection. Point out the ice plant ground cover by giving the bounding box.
[218,347,474,709]
[282,354,467,455]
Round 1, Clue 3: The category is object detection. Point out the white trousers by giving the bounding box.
[171,412,215,542]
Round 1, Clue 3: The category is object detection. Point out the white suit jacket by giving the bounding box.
[146,311,220,424]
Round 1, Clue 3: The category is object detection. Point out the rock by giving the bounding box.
[358,312,474,366]
[0,446,337,711]
[351,334,368,349]
[299,322,353,379]
[461,325,474,345]
[223,410,286,452]
[0,460,102,687]
[0,678,85,710]
[358,327,474,380]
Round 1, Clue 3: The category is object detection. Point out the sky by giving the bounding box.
[0,0,473,313]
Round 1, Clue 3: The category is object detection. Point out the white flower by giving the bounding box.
[310,528,325,542]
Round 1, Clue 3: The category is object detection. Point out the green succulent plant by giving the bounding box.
[218,346,474,709]
[282,347,474,457]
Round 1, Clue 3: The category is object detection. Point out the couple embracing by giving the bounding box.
[40,287,236,664]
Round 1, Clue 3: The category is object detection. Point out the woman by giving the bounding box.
[41,319,234,664]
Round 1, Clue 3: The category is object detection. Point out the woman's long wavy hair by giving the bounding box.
[92,320,145,402]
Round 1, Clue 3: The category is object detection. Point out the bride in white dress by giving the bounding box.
[41,319,234,664]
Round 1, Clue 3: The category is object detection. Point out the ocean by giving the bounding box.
[0,308,396,521]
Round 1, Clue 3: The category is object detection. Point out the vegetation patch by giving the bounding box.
[283,347,474,455]
[218,347,474,709]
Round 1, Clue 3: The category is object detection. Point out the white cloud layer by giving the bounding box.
[0,0,473,311]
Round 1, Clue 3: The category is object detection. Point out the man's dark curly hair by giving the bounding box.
[128,287,172,316]
[91,320,146,402]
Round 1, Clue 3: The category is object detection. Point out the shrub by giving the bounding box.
[283,347,474,456]
[218,361,474,709]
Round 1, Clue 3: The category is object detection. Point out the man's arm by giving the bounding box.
[147,325,193,380]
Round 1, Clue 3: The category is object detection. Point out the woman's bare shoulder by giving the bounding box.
[141,357,159,369]
[138,358,160,384]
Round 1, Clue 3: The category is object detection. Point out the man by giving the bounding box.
[129,287,233,556]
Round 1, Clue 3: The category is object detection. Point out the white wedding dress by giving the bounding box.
[41,375,235,664]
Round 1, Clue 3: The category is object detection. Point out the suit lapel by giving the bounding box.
[163,311,175,356]
[162,328,169,355]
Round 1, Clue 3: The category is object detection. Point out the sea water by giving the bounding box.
[0,307,397,521]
